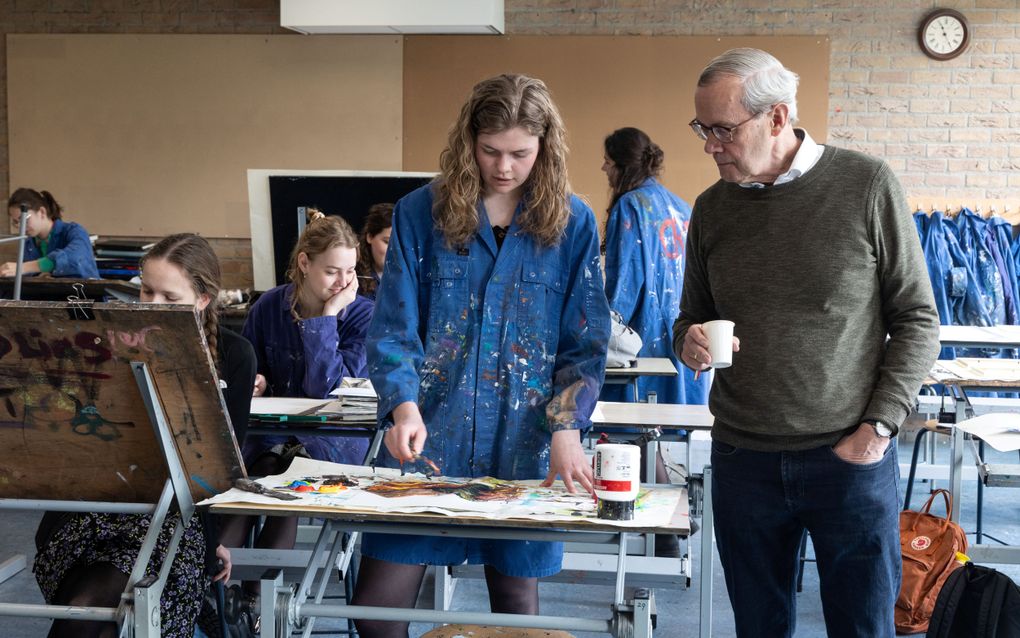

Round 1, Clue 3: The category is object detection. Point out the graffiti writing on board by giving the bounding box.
[0,330,110,364]
[0,325,162,366]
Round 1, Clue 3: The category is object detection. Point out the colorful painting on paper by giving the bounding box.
[201,458,682,530]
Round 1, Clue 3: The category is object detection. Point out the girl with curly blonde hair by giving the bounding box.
[354,73,610,637]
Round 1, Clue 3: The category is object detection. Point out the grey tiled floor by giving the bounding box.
[2,432,1018,637]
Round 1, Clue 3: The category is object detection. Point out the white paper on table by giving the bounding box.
[250,397,332,416]
[955,413,1020,452]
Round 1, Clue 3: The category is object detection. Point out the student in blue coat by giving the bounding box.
[221,210,374,613]
[600,127,708,406]
[351,74,611,638]
[2,187,99,279]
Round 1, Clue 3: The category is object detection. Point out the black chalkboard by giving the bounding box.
[268,175,433,288]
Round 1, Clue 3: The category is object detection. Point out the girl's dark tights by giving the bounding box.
[351,556,539,638]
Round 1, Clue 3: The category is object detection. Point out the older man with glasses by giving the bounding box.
[674,48,940,638]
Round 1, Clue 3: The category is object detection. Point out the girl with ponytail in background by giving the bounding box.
[600,127,708,407]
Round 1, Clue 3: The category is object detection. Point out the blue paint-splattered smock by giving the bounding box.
[602,178,708,405]
[363,184,610,578]
[22,218,99,279]
[241,283,375,464]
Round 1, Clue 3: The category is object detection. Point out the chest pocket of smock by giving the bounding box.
[427,256,470,337]
[519,262,565,341]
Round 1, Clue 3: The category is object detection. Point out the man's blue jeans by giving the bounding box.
[711,439,901,638]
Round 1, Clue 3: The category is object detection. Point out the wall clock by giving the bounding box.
[919,8,969,61]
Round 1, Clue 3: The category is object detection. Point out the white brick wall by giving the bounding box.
[506,0,1020,202]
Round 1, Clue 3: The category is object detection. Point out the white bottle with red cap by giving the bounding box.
[593,443,641,520]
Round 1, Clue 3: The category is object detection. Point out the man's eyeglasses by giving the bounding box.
[688,110,767,144]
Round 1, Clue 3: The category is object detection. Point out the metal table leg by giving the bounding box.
[950,395,966,522]
[699,464,714,638]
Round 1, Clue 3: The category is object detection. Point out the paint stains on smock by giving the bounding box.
[602,178,708,404]
[363,184,610,577]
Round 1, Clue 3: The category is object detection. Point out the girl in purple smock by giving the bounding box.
[219,210,373,612]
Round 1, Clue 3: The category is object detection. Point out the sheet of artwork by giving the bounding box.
[956,413,1020,452]
[930,358,1020,383]
[201,458,682,529]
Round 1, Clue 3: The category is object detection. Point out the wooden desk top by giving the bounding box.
[939,325,1020,349]
[604,357,678,378]
[592,401,713,430]
[928,358,1020,388]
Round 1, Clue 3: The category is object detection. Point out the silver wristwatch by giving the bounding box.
[865,420,894,438]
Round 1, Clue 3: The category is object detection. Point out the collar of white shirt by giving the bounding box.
[741,128,824,189]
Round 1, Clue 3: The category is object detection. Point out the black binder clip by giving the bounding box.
[66,283,95,321]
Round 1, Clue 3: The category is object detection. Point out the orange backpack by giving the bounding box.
[896,489,968,634]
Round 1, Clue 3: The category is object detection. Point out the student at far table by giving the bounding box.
[2,187,99,279]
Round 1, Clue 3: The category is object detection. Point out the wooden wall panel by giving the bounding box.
[404,35,829,222]
[7,34,404,238]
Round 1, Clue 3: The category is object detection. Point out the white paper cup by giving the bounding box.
[703,320,735,368]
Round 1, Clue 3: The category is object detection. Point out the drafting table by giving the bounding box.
[209,466,690,638]
[925,358,1020,565]
[604,357,679,402]
[939,324,1020,350]
[247,396,384,465]
[244,396,717,636]
[592,400,716,638]
[929,326,1020,515]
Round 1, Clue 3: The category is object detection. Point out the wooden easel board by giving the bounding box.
[0,301,243,502]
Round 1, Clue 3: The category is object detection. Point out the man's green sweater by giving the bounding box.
[674,144,940,451]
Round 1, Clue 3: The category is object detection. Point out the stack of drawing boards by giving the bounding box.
[202,458,690,533]
[249,379,378,423]
[321,378,377,420]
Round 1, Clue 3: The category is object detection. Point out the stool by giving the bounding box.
[420,625,576,638]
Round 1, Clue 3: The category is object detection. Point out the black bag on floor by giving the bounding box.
[926,561,1020,638]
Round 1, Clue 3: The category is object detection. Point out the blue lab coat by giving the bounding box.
[22,218,99,279]
[241,283,374,464]
[363,184,610,577]
[955,209,1006,329]
[983,216,1019,326]
[602,179,708,405]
